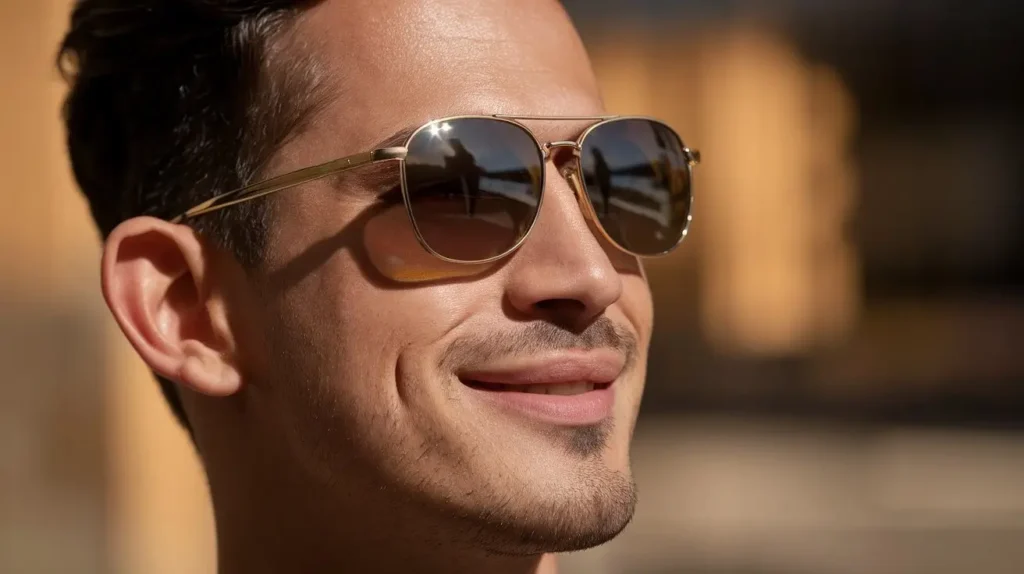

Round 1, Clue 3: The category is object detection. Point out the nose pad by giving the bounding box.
[560,163,593,218]
[560,162,580,194]
[557,160,609,249]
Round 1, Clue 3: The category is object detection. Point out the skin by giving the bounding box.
[100,0,654,572]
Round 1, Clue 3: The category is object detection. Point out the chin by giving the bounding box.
[462,467,638,555]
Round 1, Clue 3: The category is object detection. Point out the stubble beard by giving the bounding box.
[431,419,638,556]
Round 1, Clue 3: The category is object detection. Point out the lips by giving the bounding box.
[457,349,624,425]
[459,347,624,386]
[467,381,608,395]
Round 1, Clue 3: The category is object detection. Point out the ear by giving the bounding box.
[101,216,242,397]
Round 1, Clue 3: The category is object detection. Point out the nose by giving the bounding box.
[503,152,624,331]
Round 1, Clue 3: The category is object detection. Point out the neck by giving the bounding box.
[215,509,560,574]
[219,542,558,574]
[210,469,560,574]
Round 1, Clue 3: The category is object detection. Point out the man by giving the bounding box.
[59,0,697,572]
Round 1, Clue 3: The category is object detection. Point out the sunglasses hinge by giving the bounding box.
[684,147,701,165]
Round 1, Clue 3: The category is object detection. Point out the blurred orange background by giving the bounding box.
[2,1,1023,573]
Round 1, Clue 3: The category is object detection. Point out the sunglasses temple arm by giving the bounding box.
[170,147,408,223]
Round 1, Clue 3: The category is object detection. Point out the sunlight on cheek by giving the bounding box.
[363,203,492,283]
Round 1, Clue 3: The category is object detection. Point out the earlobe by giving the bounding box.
[101,216,242,398]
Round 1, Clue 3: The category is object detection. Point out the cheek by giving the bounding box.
[620,272,654,346]
[256,248,493,478]
[268,247,487,416]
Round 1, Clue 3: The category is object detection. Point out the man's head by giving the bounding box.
[61,0,660,566]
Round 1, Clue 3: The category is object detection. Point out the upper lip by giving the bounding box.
[457,348,626,386]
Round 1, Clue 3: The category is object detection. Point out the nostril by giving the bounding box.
[533,298,588,328]
[535,298,583,310]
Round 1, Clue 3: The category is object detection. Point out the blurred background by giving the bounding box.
[1,1,1022,572]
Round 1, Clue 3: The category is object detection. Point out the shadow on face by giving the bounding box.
[260,175,643,293]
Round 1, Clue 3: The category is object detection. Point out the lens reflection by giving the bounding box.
[403,118,544,262]
[580,119,692,255]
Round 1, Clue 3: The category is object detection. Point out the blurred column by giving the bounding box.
[0,1,216,573]
[696,26,859,355]
[0,1,107,572]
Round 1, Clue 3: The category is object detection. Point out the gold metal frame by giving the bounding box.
[170,114,701,263]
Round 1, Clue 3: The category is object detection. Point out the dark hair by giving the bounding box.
[58,0,328,431]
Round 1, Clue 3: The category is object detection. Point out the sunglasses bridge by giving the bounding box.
[542,140,582,159]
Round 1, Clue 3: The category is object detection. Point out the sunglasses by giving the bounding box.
[171,115,700,263]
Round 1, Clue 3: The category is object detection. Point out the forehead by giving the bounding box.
[291,0,603,151]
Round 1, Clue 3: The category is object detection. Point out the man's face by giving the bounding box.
[231,0,653,553]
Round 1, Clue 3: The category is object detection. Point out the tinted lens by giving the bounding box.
[580,119,693,255]
[402,118,544,262]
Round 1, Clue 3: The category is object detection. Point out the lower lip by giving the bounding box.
[463,383,615,426]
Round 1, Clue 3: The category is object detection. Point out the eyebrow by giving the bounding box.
[373,125,418,150]
[322,123,419,196]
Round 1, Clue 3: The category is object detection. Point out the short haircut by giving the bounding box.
[58,0,329,431]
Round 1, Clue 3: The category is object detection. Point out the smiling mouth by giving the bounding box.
[462,380,613,395]
[454,350,623,425]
